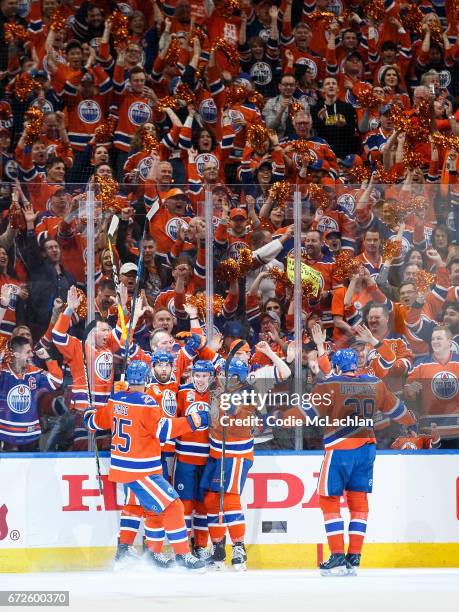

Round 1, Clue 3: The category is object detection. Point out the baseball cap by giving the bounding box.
[340,154,363,168]
[30,69,49,80]
[48,185,66,197]
[309,159,330,173]
[223,320,244,338]
[230,208,248,220]
[162,188,189,201]
[324,229,341,240]
[120,262,138,274]
[261,311,281,325]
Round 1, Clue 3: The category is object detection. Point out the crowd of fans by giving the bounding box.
[0,0,458,452]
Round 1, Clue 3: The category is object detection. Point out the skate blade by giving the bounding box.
[320,566,348,577]
[232,562,247,572]
[209,561,226,571]
[346,567,358,576]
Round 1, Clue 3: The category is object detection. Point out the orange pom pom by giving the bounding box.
[111,10,129,48]
[0,101,12,122]
[216,258,240,283]
[382,240,402,261]
[23,107,45,144]
[238,248,253,276]
[248,91,264,110]
[365,0,385,22]
[156,96,180,112]
[334,251,361,281]
[269,181,293,208]
[93,116,116,145]
[175,83,195,105]
[247,124,269,150]
[50,7,67,31]
[95,175,119,210]
[4,24,30,44]
[414,269,436,294]
[7,72,40,102]
[212,37,240,68]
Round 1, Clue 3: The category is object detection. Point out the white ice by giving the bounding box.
[2,567,459,612]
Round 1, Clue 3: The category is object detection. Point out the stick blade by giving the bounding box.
[108,215,119,239]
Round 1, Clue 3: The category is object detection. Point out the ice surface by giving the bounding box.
[2,567,459,612]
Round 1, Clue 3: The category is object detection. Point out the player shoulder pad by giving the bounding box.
[140,393,159,406]
[358,374,379,382]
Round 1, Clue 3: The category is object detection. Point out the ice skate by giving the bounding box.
[146,550,175,570]
[194,546,213,565]
[175,552,206,572]
[346,553,361,576]
[320,553,348,576]
[208,537,226,571]
[113,543,138,570]
[231,543,247,571]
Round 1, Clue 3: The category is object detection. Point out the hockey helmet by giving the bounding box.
[331,349,358,373]
[126,360,150,385]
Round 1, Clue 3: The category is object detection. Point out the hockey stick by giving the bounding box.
[218,339,246,525]
[107,216,127,341]
[81,319,103,495]
[120,206,155,380]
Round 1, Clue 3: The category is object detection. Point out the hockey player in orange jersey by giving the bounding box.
[174,359,215,564]
[84,360,207,571]
[304,348,415,576]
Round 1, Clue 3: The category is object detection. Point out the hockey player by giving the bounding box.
[201,340,292,571]
[84,360,208,571]
[174,360,215,563]
[0,337,63,451]
[304,348,416,576]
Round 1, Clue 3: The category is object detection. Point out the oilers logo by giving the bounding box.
[327,0,343,15]
[17,0,31,18]
[95,352,113,381]
[369,117,380,130]
[345,89,360,109]
[400,440,418,450]
[78,100,101,124]
[31,98,53,114]
[186,401,210,430]
[195,153,219,177]
[295,57,317,79]
[258,28,270,43]
[228,110,245,133]
[438,70,451,88]
[317,216,339,234]
[7,385,32,414]
[165,217,187,241]
[250,62,272,85]
[4,160,18,181]
[162,389,177,417]
[388,235,410,257]
[128,102,151,126]
[167,296,176,317]
[227,241,248,261]
[431,371,459,400]
[46,144,57,158]
[138,156,153,180]
[199,98,217,124]
[337,194,355,215]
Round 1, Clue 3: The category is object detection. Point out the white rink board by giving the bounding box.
[0,452,458,549]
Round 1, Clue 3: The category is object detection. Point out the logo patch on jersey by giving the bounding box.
[186,390,195,402]
[401,440,418,450]
[167,296,176,317]
[78,100,102,124]
[295,57,318,78]
[431,371,459,400]
[199,98,217,124]
[438,70,451,88]
[195,153,219,177]
[31,98,53,114]
[388,235,410,257]
[95,352,113,381]
[228,109,245,133]
[162,389,177,417]
[227,241,248,261]
[250,62,272,85]
[317,216,339,234]
[177,483,184,491]
[165,217,187,241]
[4,159,18,181]
[138,156,154,180]
[345,89,360,108]
[7,384,32,414]
[337,193,355,215]
[128,102,151,126]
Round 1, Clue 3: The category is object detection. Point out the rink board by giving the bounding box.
[1,451,458,571]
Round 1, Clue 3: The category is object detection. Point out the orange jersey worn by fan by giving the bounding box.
[51,310,125,411]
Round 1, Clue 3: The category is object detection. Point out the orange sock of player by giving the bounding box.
[346,491,369,555]
[319,495,344,554]
[162,498,189,555]
[182,499,194,539]
[204,491,226,543]
[119,504,143,545]
[144,512,165,553]
[224,493,245,544]
[193,501,209,548]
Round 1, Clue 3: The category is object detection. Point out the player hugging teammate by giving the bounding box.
[84,329,291,572]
